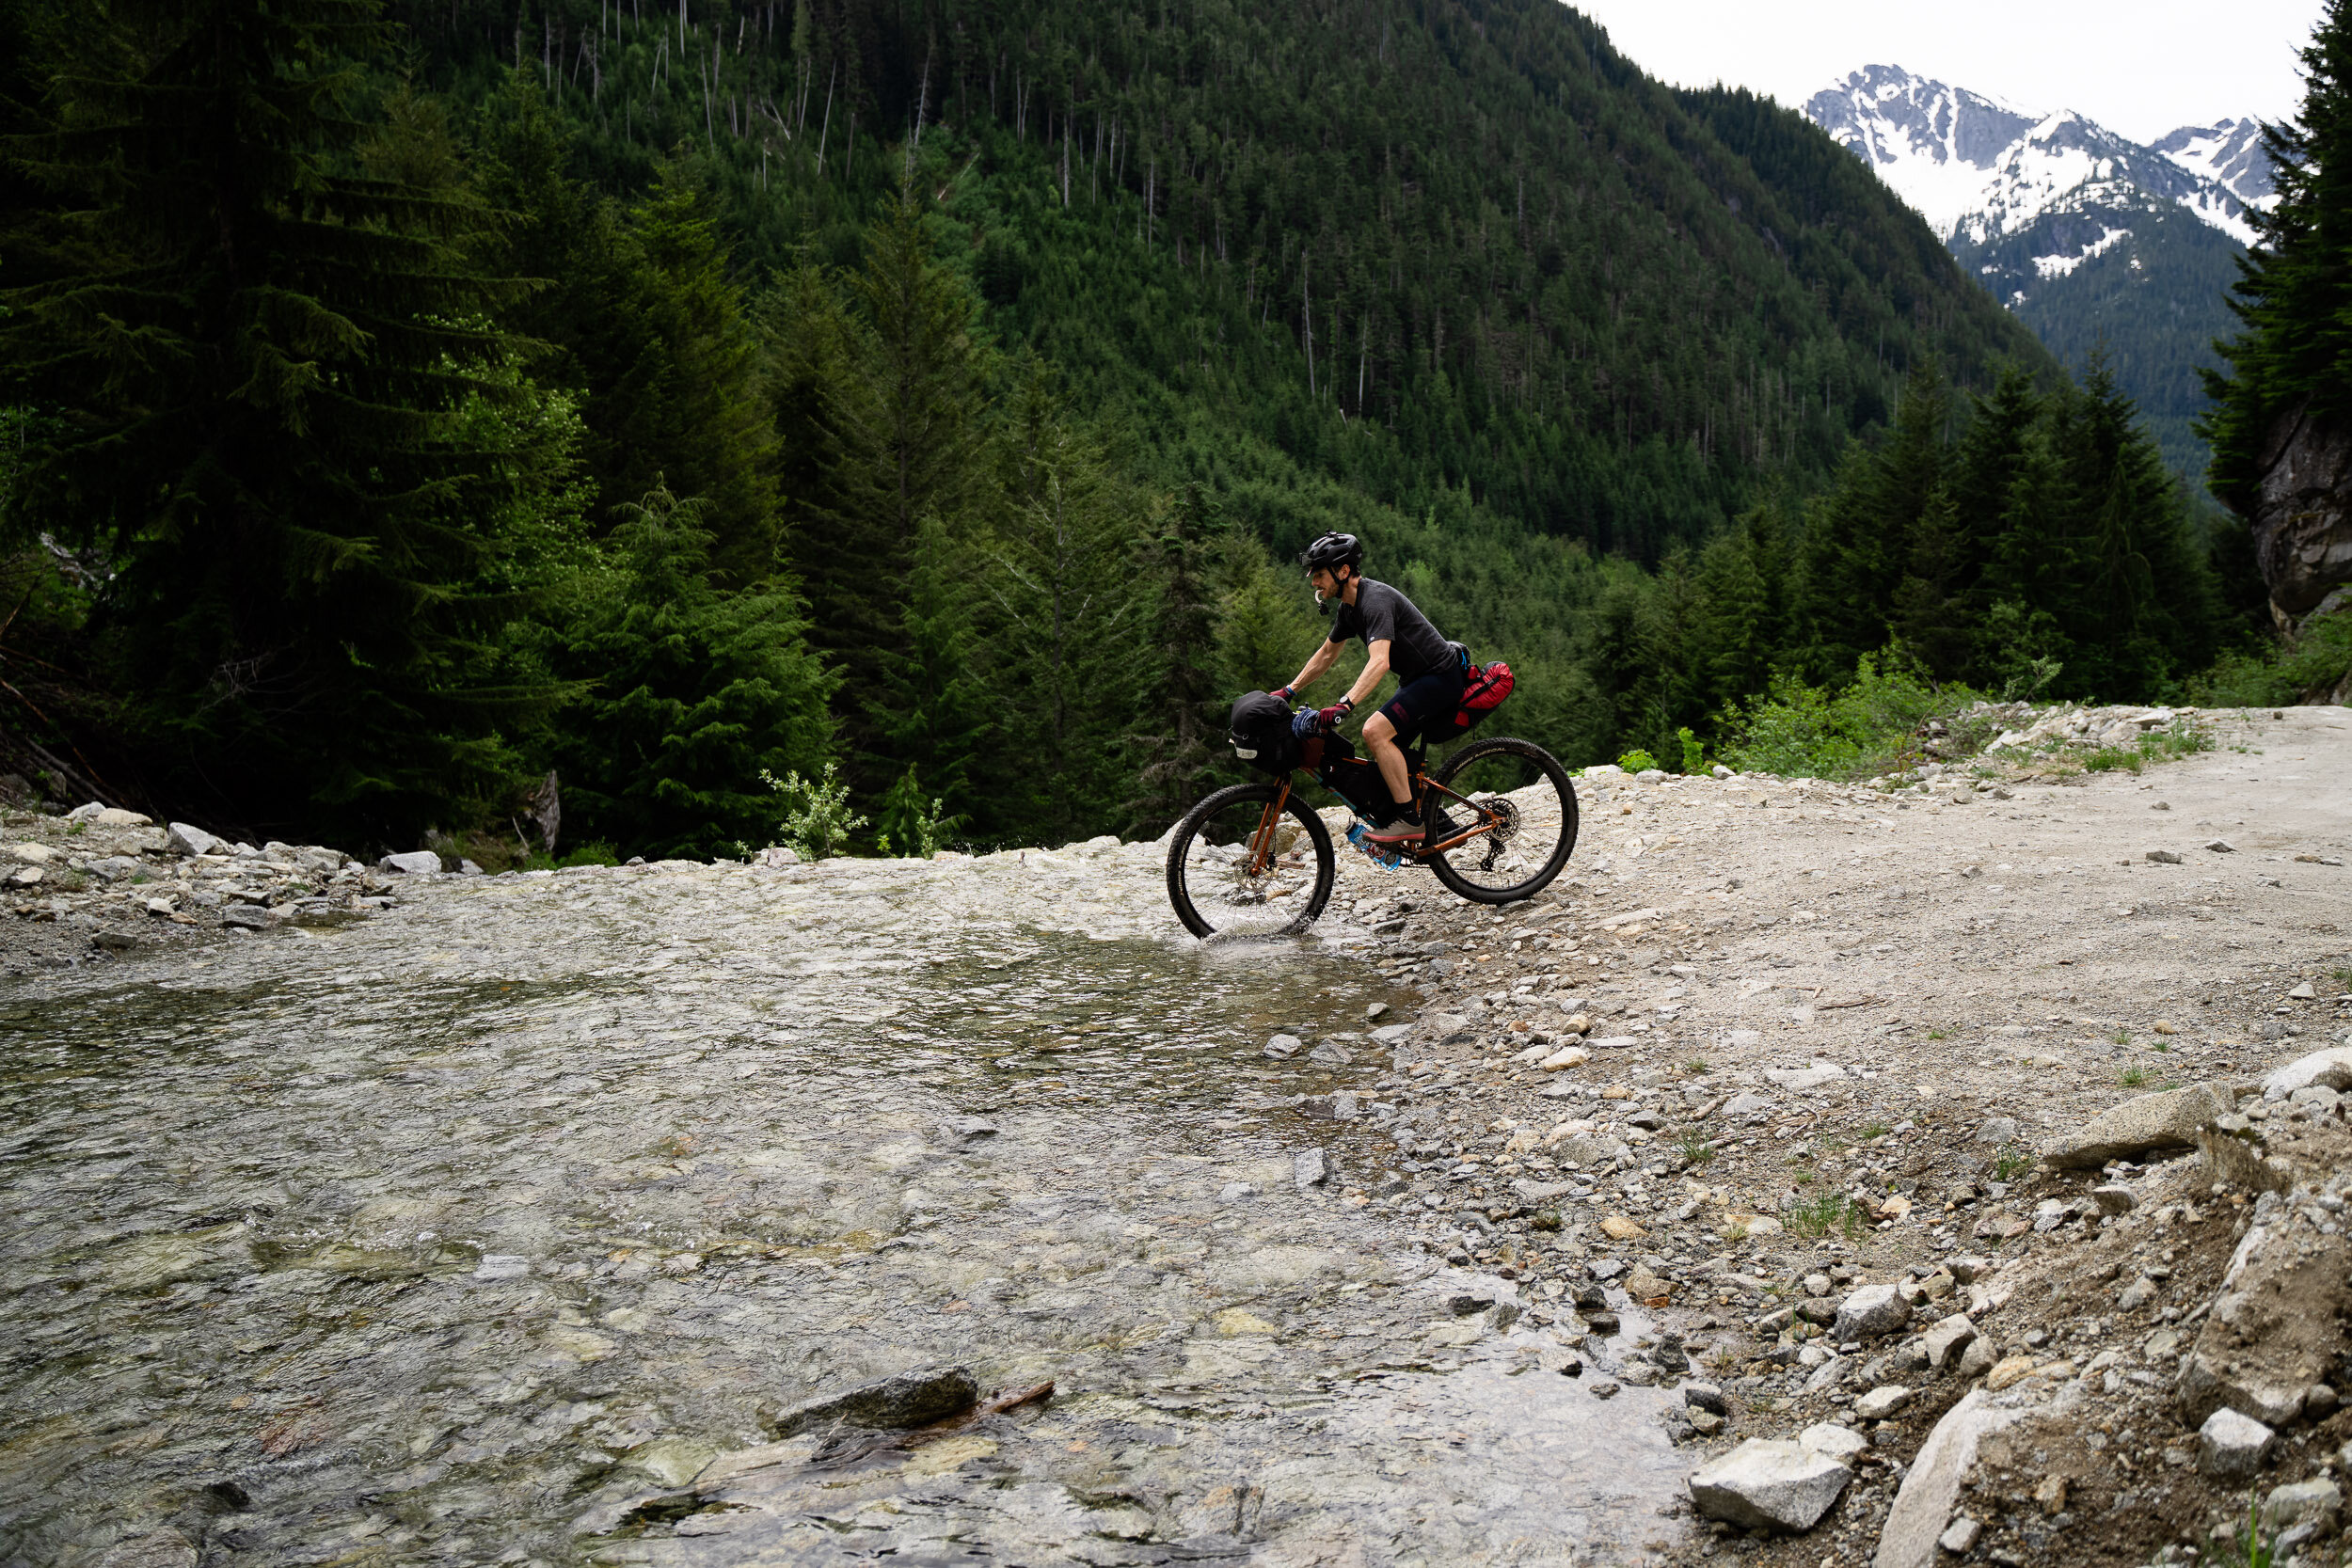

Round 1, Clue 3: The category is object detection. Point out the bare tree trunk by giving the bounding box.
[1302,251,1315,397]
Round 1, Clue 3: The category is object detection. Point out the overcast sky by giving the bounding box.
[1565,0,2323,143]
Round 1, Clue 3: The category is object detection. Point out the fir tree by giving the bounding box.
[0,0,555,840]
[2204,0,2352,529]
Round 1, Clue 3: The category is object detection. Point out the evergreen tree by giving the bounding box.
[0,0,557,841]
[2205,0,2352,539]
[1127,483,1227,834]
[547,484,835,859]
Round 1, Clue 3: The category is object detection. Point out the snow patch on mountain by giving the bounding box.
[1803,65,2267,252]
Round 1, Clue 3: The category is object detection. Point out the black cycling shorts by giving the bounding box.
[1378,664,1467,743]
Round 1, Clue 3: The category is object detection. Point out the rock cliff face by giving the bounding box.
[2253,402,2352,617]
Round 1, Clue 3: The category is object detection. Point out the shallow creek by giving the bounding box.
[0,844,1691,1565]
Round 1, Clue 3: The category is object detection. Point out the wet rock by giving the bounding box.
[1687,1438,1851,1532]
[2038,1082,2231,1169]
[1293,1148,1329,1188]
[1297,1092,1359,1121]
[473,1254,530,1280]
[91,1531,197,1568]
[1683,1381,1727,1416]
[380,850,441,876]
[1369,1023,1413,1047]
[167,822,223,857]
[2197,1407,2275,1481]
[1870,1389,2036,1568]
[1307,1039,1355,1065]
[1217,1180,1260,1201]
[768,1365,979,1437]
[942,1116,1000,1142]
[1834,1283,1911,1341]
[219,906,272,931]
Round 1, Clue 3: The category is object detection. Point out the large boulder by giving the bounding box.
[1687,1438,1851,1532]
[167,822,224,858]
[1871,1390,2037,1568]
[2246,401,2352,617]
[379,849,441,876]
[2038,1083,2231,1169]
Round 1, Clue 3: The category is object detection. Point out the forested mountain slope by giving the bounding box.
[2,0,2241,859]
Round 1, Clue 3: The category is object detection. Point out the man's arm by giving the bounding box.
[1341,641,1391,708]
[1279,639,1343,696]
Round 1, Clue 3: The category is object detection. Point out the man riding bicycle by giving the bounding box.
[1272,531,1464,847]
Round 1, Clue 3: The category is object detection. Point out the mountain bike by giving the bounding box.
[1164,721,1579,939]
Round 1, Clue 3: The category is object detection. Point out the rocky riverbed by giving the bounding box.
[5,703,2351,1568]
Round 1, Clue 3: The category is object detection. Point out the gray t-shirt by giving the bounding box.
[1327,579,1454,681]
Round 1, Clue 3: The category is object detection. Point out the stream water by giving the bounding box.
[0,845,1692,1566]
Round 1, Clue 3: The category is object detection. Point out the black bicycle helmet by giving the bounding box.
[1299,531,1363,575]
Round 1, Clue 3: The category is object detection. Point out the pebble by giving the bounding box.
[2198,1407,2275,1481]
[1851,1384,1913,1420]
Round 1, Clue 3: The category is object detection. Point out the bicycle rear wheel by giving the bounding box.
[1165,783,1338,939]
[1422,736,1579,904]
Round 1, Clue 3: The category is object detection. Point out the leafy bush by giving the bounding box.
[2191,609,2352,707]
[1677,726,1705,775]
[1617,748,1661,772]
[765,761,866,861]
[1720,648,1975,780]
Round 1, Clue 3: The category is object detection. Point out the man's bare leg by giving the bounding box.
[1361,711,1414,814]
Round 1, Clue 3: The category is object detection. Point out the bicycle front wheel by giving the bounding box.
[1423,736,1579,904]
[1165,782,1338,939]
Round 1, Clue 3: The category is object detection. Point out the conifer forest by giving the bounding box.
[0,0,2277,860]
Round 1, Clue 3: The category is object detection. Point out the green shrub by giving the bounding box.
[765,761,866,861]
[874,765,960,858]
[2084,747,2145,773]
[2191,609,2352,708]
[1783,1192,1865,1240]
[1617,748,1661,773]
[1677,726,1706,775]
[1719,647,1979,781]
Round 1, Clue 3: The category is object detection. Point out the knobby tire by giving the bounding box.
[1164,782,1338,939]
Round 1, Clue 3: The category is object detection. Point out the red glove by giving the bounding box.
[1316,699,1354,732]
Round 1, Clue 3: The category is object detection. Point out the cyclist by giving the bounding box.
[1272,531,1464,847]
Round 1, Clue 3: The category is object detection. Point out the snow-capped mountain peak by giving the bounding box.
[2152,118,2275,207]
[1803,66,2265,251]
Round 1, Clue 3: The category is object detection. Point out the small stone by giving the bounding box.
[1589,1379,1619,1399]
[1923,1314,1978,1369]
[1690,1409,1725,1435]
[2198,1406,2275,1481]
[660,1252,703,1275]
[1984,1355,2039,1392]
[167,822,224,857]
[1975,1117,2018,1145]
[769,1366,980,1437]
[1216,1180,1259,1201]
[2289,982,2318,1000]
[1852,1385,1914,1420]
[1683,1382,1728,1416]
[1366,1002,1391,1022]
[2206,839,2236,853]
[1804,1274,1832,1298]
[1293,1148,1329,1188]
[2152,1020,2178,1035]
[2307,1384,2341,1419]
[2145,848,2184,864]
[1939,1517,1983,1554]
[2032,1475,2068,1515]
[218,905,271,930]
[2261,1478,2343,1534]
[1264,1033,1303,1059]
[1599,1213,1647,1241]
[1624,1265,1669,1302]
[2116,1275,2159,1311]
[1833,1283,1911,1341]
[1686,1438,1852,1531]
[1799,1422,1870,1462]
[2090,1185,2137,1214]
[1539,1044,1591,1070]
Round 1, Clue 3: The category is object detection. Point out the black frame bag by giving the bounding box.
[1228,691,1301,774]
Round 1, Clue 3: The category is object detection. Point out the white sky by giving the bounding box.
[1566,0,2323,143]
